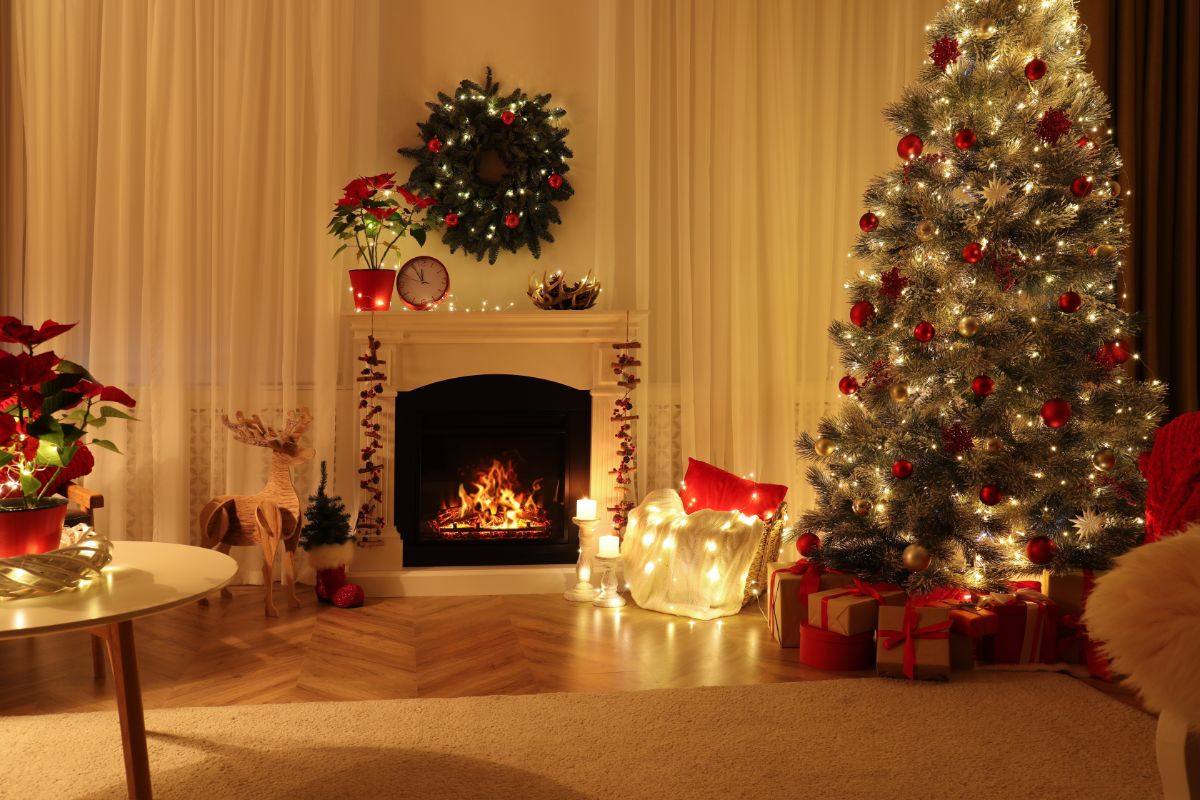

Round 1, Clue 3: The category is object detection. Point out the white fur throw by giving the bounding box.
[621,489,764,620]
[1084,524,1200,721]
[306,540,355,570]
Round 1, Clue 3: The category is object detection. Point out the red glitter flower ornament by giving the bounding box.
[1036,109,1072,145]
[941,422,974,454]
[929,36,961,72]
[879,267,910,300]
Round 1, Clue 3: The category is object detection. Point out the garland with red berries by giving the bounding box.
[355,335,386,542]
[398,68,573,264]
[609,340,641,534]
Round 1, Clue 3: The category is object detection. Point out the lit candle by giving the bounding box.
[576,497,598,521]
[597,535,620,559]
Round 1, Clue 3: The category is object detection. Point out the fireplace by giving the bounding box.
[394,374,591,566]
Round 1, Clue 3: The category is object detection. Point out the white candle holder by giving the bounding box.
[592,554,626,608]
[564,517,600,602]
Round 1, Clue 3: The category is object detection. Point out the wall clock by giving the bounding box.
[396,256,450,311]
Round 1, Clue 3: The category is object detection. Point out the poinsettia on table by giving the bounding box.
[0,316,135,556]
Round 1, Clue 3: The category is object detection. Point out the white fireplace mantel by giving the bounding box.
[345,309,645,596]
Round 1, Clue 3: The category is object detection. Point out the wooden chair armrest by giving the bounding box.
[63,482,105,512]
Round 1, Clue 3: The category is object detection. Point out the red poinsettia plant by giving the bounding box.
[327,172,434,269]
[0,317,136,510]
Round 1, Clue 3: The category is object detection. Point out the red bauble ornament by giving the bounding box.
[1036,109,1072,145]
[1025,57,1048,81]
[1057,290,1082,312]
[891,460,914,479]
[979,485,1004,506]
[1096,339,1130,368]
[1025,536,1057,566]
[929,36,961,71]
[954,128,977,150]
[897,133,924,161]
[859,212,879,232]
[913,321,935,343]
[501,110,516,125]
[332,583,365,609]
[971,375,995,397]
[838,375,860,395]
[796,531,821,558]
[1077,135,1095,152]
[427,137,443,153]
[963,242,984,263]
[444,212,460,227]
[548,173,564,189]
[1071,176,1094,198]
[504,213,520,229]
[850,300,876,327]
[1040,398,1073,429]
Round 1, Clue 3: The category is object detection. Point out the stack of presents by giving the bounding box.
[768,561,1110,681]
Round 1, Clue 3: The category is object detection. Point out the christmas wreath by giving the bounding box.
[398,68,574,264]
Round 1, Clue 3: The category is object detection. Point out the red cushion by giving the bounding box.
[680,457,788,520]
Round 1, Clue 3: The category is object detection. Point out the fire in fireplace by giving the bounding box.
[431,457,552,539]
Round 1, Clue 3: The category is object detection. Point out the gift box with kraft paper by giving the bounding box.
[806,584,905,636]
[767,562,854,647]
[876,604,952,681]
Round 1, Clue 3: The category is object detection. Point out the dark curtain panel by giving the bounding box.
[1079,0,1200,415]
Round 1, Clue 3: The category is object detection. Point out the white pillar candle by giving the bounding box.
[597,534,620,559]
[576,497,598,521]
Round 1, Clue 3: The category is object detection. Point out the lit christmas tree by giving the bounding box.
[792,0,1166,595]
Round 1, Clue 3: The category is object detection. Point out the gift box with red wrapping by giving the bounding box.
[767,561,854,647]
[876,604,952,681]
[799,623,875,671]
[806,580,905,636]
[977,587,1058,665]
[1046,569,1113,679]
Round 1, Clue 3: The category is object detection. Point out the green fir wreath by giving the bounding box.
[398,68,574,264]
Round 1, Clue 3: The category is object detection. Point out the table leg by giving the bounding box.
[90,633,107,681]
[101,621,152,800]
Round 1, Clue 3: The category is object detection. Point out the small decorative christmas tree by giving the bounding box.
[792,0,1166,596]
[300,461,354,602]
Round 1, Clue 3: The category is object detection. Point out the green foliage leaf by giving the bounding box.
[36,439,65,467]
[0,451,12,467]
[100,406,137,422]
[56,360,95,379]
[331,243,349,259]
[20,472,42,497]
[90,438,122,455]
[411,227,426,247]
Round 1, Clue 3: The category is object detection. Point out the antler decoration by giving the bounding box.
[527,270,602,311]
[222,408,312,449]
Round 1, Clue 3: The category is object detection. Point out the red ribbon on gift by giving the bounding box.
[878,603,952,680]
[818,578,900,630]
[981,587,1054,663]
[768,560,831,642]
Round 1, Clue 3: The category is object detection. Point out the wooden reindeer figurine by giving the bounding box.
[199,408,314,617]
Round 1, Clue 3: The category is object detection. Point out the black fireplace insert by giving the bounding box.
[394,374,591,566]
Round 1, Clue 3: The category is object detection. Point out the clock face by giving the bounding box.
[396,256,450,311]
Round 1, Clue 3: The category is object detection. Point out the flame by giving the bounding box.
[431,459,551,539]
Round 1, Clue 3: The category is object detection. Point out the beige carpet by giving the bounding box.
[2,672,1159,800]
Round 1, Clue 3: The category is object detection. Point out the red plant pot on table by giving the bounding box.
[348,269,396,312]
[0,500,68,557]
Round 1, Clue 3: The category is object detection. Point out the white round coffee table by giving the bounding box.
[0,541,237,800]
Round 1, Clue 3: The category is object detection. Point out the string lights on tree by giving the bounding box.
[791,0,1166,596]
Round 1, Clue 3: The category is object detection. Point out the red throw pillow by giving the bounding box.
[680,457,788,520]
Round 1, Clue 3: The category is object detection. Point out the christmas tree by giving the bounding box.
[792,0,1166,595]
[300,461,352,551]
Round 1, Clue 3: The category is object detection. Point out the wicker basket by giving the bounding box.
[742,501,787,606]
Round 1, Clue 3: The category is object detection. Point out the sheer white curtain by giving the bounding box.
[4,0,380,579]
[598,0,942,506]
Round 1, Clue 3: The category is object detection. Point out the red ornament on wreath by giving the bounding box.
[548,173,564,189]
[897,133,924,161]
[979,485,1004,506]
[971,375,995,397]
[1040,398,1073,429]
[1058,290,1082,312]
[891,460,914,480]
[954,128,977,150]
[796,531,821,558]
[850,300,876,327]
[914,321,935,343]
[838,375,860,396]
[962,242,984,263]
[859,212,879,232]
[1025,536,1057,566]
[1024,57,1048,81]
[427,137,443,154]
[504,213,520,229]
[444,212,460,228]
[1071,176,1094,198]
[500,110,516,125]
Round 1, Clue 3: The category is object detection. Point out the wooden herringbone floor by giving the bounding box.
[0,587,856,716]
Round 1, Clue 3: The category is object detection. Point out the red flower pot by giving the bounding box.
[348,269,396,312]
[0,499,68,557]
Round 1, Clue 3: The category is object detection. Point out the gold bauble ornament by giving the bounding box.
[1107,180,1122,197]
[916,220,937,241]
[814,437,836,457]
[852,498,872,516]
[983,436,1005,453]
[888,383,910,402]
[902,543,932,572]
[977,17,995,37]
[1095,243,1117,258]
[1092,448,1117,471]
[1078,24,1092,52]
[957,316,981,337]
